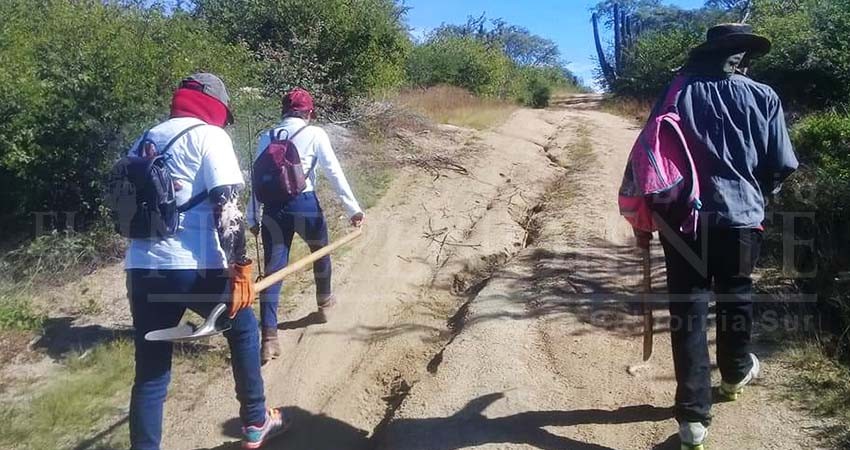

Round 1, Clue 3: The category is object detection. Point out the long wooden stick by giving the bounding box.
[641,246,654,362]
[255,227,364,293]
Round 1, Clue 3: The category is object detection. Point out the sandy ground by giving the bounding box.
[147,95,826,450]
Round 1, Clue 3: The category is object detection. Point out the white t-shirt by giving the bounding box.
[125,117,244,270]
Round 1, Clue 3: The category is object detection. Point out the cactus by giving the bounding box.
[592,12,616,86]
[593,1,640,87]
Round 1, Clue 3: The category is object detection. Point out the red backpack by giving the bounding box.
[252,126,317,205]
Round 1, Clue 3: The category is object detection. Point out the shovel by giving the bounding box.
[145,303,230,342]
[145,227,364,342]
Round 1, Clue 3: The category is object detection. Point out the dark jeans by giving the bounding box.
[127,269,266,450]
[260,191,331,329]
[659,227,761,426]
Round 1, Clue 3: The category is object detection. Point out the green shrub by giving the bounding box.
[751,0,850,109]
[407,36,515,98]
[528,79,552,109]
[775,111,850,357]
[514,66,578,108]
[1,226,125,282]
[793,111,850,188]
[0,0,258,234]
[195,0,411,106]
[0,339,134,450]
[0,295,44,331]
[613,28,702,99]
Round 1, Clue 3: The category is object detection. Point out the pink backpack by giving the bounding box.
[252,126,317,205]
[618,76,702,237]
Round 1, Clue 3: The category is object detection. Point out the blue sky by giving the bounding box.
[403,0,706,87]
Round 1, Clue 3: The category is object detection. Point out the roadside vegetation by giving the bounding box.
[0,340,134,450]
[592,0,850,445]
[395,86,518,130]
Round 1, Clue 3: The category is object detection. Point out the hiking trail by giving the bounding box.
[165,95,824,450]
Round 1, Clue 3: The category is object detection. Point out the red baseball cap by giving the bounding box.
[283,88,316,119]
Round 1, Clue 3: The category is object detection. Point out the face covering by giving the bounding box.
[170,88,231,128]
[684,51,747,77]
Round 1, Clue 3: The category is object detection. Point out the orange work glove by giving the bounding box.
[229,262,256,318]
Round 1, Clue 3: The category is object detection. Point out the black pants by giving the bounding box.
[660,227,761,425]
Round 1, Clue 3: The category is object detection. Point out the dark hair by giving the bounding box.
[282,108,311,120]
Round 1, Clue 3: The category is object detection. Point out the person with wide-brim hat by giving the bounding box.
[633,24,798,450]
[690,23,771,58]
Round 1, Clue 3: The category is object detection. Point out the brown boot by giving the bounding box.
[261,328,280,365]
[316,294,337,324]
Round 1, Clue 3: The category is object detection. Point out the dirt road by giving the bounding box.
[168,96,823,450]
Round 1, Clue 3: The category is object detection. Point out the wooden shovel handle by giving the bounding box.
[254,227,364,293]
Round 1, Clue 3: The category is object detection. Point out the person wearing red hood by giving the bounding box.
[124,73,288,450]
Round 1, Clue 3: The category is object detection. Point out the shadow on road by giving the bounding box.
[200,406,371,450]
[199,393,673,450]
[278,311,326,331]
[33,317,133,359]
[377,392,673,450]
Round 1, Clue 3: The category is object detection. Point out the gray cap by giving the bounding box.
[182,73,231,106]
[182,72,234,124]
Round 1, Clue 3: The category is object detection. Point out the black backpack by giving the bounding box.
[106,124,208,239]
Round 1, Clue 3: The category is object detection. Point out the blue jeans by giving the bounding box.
[260,192,331,329]
[660,227,761,426]
[127,269,267,450]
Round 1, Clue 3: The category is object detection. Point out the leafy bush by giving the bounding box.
[0,0,258,234]
[195,0,411,107]
[1,227,125,282]
[612,28,702,99]
[0,295,44,331]
[527,78,552,109]
[775,112,850,356]
[407,36,516,98]
[751,0,850,109]
[596,0,850,107]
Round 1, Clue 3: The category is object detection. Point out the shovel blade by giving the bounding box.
[144,323,230,342]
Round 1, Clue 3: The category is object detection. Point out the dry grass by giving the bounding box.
[785,342,850,448]
[394,86,517,130]
[600,96,653,124]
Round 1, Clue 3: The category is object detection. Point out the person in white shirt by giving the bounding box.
[248,88,364,363]
[125,73,288,450]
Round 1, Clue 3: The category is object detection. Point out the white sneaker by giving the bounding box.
[719,353,761,401]
[679,422,708,450]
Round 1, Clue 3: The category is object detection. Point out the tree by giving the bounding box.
[706,0,753,21]
[0,0,257,233]
[431,15,564,68]
[194,0,412,106]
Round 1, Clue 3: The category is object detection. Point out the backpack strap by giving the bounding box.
[305,153,319,180]
[272,125,318,179]
[161,123,206,156]
[177,190,209,213]
[662,75,689,114]
[135,130,151,157]
[160,122,208,213]
[274,125,309,141]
